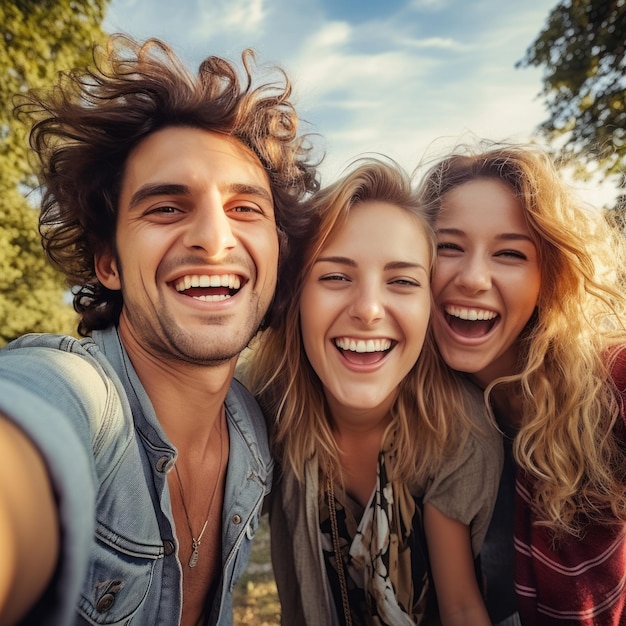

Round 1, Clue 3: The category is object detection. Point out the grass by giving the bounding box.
[233,514,280,626]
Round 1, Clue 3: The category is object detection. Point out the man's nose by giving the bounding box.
[182,194,237,257]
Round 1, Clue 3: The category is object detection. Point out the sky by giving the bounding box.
[103,0,618,205]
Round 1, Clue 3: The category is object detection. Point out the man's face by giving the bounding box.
[95,126,279,366]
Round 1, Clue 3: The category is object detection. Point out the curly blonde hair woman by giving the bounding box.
[417,140,626,626]
[245,157,502,625]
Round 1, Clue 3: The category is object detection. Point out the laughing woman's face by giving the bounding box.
[431,177,541,388]
[299,200,432,425]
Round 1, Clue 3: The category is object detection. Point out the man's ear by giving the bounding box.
[94,250,121,291]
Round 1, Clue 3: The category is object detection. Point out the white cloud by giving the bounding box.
[103,0,621,205]
[190,0,266,40]
[407,36,471,51]
[408,0,450,11]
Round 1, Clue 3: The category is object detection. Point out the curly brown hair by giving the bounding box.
[16,34,319,335]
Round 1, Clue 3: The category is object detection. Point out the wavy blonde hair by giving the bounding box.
[244,157,487,486]
[417,141,626,536]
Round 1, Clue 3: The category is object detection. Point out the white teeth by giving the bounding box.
[445,305,497,321]
[190,294,230,302]
[334,337,392,353]
[174,274,241,292]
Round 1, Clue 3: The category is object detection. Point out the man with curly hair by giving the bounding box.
[0,35,318,626]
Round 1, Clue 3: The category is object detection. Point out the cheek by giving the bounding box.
[264,228,280,263]
[246,229,279,297]
[299,286,318,344]
[430,265,449,300]
[514,272,541,319]
[299,284,329,370]
[409,299,431,348]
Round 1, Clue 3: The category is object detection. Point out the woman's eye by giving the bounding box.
[391,278,421,287]
[497,250,528,260]
[320,274,348,282]
[437,242,462,253]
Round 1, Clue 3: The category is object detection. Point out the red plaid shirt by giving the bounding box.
[514,349,626,625]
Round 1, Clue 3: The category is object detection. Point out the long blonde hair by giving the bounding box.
[245,157,486,487]
[417,141,626,536]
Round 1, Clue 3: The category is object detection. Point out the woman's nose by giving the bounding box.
[454,255,492,294]
[347,286,385,325]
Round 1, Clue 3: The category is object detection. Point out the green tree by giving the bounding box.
[518,0,625,189]
[0,0,109,345]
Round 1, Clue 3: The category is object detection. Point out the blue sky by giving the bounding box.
[103,0,617,204]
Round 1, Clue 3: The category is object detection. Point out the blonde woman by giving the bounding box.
[418,141,626,625]
[245,158,502,625]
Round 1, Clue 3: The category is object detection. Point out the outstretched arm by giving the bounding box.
[0,414,59,625]
[424,502,491,626]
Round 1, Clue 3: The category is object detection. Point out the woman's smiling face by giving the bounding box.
[431,177,541,388]
[299,200,432,422]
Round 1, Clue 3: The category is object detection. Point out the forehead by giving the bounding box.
[120,126,271,199]
[438,178,527,228]
[323,200,431,259]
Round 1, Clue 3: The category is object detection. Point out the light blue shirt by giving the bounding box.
[0,327,272,625]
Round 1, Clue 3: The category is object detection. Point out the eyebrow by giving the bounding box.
[316,255,428,273]
[128,182,273,209]
[436,227,534,243]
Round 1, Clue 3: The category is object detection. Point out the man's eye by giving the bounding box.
[231,205,263,215]
[147,205,180,215]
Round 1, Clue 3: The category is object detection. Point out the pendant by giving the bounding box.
[189,538,200,568]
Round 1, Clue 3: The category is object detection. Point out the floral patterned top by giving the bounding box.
[320,429,483,625]
[269,382,502,626]
[320,449,437,625]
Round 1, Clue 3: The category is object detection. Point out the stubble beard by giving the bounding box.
[142,302,265,367]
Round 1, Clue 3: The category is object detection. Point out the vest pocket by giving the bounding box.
[77,531,160,624]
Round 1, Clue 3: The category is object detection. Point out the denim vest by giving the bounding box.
[0,327,272,625]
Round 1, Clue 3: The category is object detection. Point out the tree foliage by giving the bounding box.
[518,0,625,186]
[0,0,109,345]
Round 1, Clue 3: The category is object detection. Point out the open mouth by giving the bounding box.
[444,305,498,339]
[333,337,395,365]
[173,274,243,302]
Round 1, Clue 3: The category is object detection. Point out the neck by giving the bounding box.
[326,392,394,436]
[330,411,391,461]
[489,382,524,429]
[117,320,236,452]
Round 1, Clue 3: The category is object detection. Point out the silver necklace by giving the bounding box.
[173,415,225,568]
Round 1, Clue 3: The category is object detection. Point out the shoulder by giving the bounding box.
[0,334,106,382]
[227,377,272,463]
[0,332,132,468]
[1,333,118,416]
[227,376,266,428]
[421,392,504,553]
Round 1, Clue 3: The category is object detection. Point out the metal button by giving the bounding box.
[95,580,123,612]
[96,593,115,612]
[163,540,175,556]
[155,455,171,472]
[232,514,242,524]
